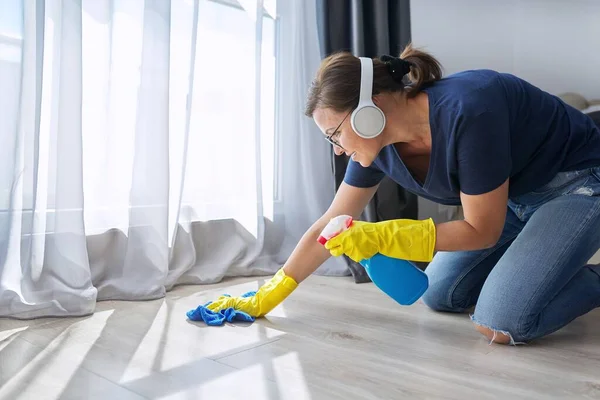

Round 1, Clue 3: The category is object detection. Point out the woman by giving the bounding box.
[208,43,600,345]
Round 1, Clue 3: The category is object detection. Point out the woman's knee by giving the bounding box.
[421,277,472,312]
[421,251,493,313]
[470,302,530,344]
[472,320,514,344]
[421,285,452,311]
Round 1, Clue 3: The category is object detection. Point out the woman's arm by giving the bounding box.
[435,179,509,252]
[204,182,379,317]
[282,182,379,283]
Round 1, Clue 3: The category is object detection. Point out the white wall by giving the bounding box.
[411,0,600,99]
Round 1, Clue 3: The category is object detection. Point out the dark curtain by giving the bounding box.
[316,0,419,283]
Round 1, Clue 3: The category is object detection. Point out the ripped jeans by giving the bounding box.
[423,166,600,344]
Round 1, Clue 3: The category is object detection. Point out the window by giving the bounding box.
[1,0,279,238]
[177,0,278,224]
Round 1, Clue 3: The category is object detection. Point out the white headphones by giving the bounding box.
[350,57,386,139]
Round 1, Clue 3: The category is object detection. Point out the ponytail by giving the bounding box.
[400,43,443,98]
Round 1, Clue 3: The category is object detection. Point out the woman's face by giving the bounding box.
[313,107,384,168]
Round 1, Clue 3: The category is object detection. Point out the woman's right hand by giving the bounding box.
[206,268,298,317]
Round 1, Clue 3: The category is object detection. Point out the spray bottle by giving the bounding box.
[318,215,429,305]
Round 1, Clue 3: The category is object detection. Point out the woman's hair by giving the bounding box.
[304,43,443,117]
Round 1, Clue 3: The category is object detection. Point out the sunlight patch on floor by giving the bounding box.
[0,310,114,400]
[0,326,28,347]
[273,352,311,399]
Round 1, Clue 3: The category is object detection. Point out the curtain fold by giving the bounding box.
[0,0,344,319]
[316,0,419,283]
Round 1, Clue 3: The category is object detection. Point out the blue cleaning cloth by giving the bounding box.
[186,291,257,326]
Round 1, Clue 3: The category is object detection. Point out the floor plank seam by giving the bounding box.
[82,370,154,400]
[66,356,156,400]
[211,336,283,361]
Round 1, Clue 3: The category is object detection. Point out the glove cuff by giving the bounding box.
[255,268,298,317]
[273,268,299,292]
[422,218,436,262]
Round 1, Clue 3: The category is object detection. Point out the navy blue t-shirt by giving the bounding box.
[344,69,600,205]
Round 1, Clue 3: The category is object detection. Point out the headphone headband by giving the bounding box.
[358,57,374,107]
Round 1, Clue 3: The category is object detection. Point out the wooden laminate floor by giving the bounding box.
[1,273,600,399]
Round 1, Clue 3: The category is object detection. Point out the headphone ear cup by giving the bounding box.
[351,104,386,139]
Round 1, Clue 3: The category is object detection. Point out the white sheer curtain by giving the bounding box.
[0,0,347,319]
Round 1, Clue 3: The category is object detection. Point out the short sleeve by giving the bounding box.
[343,159,385,188]
[456,111,511,195]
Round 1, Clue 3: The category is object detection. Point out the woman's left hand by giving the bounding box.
[325,218,436,263]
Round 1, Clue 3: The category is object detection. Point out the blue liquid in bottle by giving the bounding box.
[360,254,429,305]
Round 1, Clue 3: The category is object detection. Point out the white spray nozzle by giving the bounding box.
[317,215,353,245]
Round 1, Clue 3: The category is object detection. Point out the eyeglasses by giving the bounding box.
[324,111,351,151]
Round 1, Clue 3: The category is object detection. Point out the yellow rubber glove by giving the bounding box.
[324,218,436,263]
[206,268,298,317]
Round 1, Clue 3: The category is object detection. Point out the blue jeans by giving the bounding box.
[422,166,600,343]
